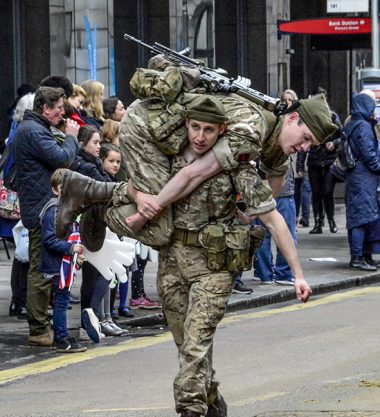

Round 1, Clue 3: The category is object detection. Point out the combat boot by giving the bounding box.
[206,392,227,417]
[309,217,323,234]
[55,171,116,239]
[80,204,108,252]
[180,411,202,417]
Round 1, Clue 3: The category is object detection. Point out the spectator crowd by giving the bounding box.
[1,74,380,355]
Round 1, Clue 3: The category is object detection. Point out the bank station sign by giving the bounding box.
[279,17,371,35]
[327,0,369,13]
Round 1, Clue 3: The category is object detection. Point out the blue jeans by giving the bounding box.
[348,218,380,257]
[254,197,297,282]
[300,177,312,221]
[52,275,71,341]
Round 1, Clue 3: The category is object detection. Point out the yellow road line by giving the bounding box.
[1,286,379,386]
[222,286,380,325]
[0,333,172,386]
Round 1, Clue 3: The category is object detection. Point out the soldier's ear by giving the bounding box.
[218,122,227,135]
[286,111,299,124]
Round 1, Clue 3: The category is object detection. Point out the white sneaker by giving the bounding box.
[81,308,102,343]
[107,320,123,333]
[78,327,91,342]
[101,320,123,336]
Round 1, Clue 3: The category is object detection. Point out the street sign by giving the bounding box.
[327,0,369,13]
[279,17,371,35]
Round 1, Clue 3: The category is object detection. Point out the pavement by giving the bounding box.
[1,204,380,367]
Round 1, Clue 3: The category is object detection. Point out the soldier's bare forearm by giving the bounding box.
[258,208,304,280]
[156,150,222,208]
[267,175,285,198]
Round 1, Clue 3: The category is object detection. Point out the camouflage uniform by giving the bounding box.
[105,91,284,246]
[157,153,274,416]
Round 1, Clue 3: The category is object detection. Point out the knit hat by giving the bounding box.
[297,93,338,143]
[186,95,227,124]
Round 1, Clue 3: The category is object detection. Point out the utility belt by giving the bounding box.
[172,224,265,272]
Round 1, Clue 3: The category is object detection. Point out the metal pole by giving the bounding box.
[372,0,379,68]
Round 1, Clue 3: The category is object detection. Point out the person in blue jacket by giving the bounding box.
[39,168,86,353]
[12,86,79,347]
[345,90,380,270]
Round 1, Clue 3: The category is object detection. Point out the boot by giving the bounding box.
[80,204,107,252]
[55,171,116,239]
[309,218,323,234]
[206,392,227,417]
[349,256,377,271]
[328,218,338,233]
[180,412,201,417]
[363,254,380,267]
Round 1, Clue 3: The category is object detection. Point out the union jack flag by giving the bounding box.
[59,223,81,291]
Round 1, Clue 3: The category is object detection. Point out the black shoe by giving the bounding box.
[180,411,201,417]
[328,219,338,233]
[55,337,87,353]
[309,221,323,234]
[299,218,309,227]
[349,256,377,271]
[117,307,135,318]
[9,302,19,316]
[363,255,380,267]
[17,307,27,320]
[206,392,228,417]
[232,281,253,294]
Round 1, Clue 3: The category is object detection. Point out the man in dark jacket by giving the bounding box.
[12,86,79,347]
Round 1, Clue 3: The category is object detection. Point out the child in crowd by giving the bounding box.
[72,126,122,341]
[39,168,86,353]
[100,143,134,320]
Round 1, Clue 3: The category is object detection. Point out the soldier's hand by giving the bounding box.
[65,118,80,137]
[135,191,162,219]
[294,277,312,303]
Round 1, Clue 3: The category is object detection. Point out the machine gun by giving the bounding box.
[124,34,295,116]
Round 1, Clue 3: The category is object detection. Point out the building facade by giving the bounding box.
[0,0,374,140]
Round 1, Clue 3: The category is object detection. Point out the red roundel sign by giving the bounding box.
[279,18,371,35]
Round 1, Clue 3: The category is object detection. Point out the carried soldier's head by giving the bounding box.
[278,93,338,155]
[185,95,228,156]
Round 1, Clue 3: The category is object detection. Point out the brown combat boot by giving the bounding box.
[79,204,108,252]
[55,171,116,239]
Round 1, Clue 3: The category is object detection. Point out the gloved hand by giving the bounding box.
[83,228,135,282]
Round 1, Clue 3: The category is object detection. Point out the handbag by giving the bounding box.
[0,180,20,220]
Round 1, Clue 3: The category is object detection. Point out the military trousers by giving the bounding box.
[26,227,53,336]
[105,182,174,247]
[157,241,234,416]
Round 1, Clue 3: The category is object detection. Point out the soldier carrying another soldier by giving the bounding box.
[55,86,336,416]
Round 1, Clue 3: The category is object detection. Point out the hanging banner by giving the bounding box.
[84,16,97,80]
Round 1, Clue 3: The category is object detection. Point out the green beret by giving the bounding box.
[186,95,227,124]
[297,93,338,143]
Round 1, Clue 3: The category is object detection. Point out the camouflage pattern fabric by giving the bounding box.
[105,182,174,247]
[157,242,234,415]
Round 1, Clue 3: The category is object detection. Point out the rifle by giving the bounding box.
[124,34,292,115]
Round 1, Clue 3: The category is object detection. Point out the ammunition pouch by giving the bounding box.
[248,224,266,257]
[225,224,252,272]
[172,229,201,248]
[199,224,227,271]
[148,102,188,155]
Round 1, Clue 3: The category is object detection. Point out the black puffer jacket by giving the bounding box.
[12,110,79,229]
[70,150,111,182]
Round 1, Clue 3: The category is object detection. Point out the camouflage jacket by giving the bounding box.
[171,153,275,231]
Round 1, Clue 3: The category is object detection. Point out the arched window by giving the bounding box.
[193,2,214,67]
